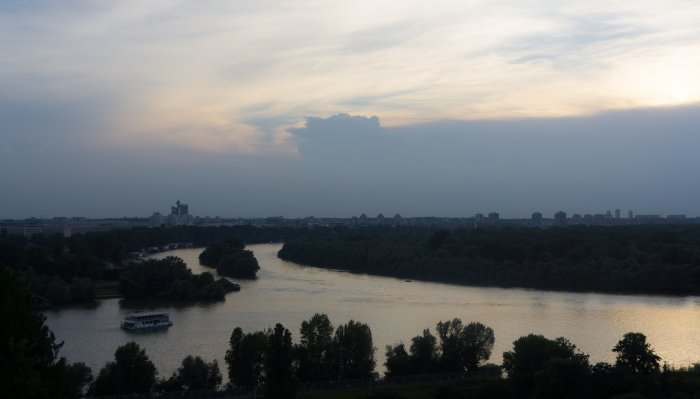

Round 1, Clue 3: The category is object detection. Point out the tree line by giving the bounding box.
[0,225,298,304]
[278,225,700,295]
[2,266,699,398]
[119,256,226,301]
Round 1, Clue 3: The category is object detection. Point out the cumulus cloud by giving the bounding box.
[2,1,700,217]
[283,107,700,217]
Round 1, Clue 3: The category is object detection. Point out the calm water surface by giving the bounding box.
[45,243,700,377]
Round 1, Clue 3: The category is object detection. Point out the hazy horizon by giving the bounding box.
[2,1,700,219]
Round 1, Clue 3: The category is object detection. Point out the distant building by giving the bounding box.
[571,213,583,224]
[615,209,621,219]
[628,210,634,219]
[171,200,189,217]
[475,213,484,222]
[531,212,543,227]
[154,200,194,226]
[150,212,166,227]
[487,212,500,221]
[553,211,567,226]
[667,214,687,220]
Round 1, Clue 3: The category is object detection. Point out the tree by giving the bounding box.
[409,329,439,373]
[332,320,376,379]
[200,239,260,278]
[532,356,592,399]
[159,355,222,392]
[264,323,297,398]
[461,322,495,371]
[296,313,335,381]
[384,343,411,377]
[436,319,464,371]
[436,319,494,371]
[0,267,93,398]
[225,327,267,386]
[90,341,157,396]
[613,332,660,374]
[502,334,589,397]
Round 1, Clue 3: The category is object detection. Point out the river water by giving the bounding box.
[45,243,700,378]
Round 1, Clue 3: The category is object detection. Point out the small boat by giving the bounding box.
[121,313,173,331]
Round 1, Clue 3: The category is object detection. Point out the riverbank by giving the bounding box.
[278,225,700,297]
[45,243,700,379]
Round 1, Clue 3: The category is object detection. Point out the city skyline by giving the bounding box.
[2,1,700,218]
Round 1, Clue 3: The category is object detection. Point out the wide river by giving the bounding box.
[45,243,700,377]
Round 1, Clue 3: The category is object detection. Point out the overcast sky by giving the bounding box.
[2,1,700,218]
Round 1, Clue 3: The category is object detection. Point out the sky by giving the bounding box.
[1,0,700,218]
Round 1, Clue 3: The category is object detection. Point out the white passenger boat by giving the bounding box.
[120,313,173,331]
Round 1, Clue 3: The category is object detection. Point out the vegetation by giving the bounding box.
[385,320,495,377]
[89,342,157,396]
[278,225,700,295]
[157,355,222,392]
[0,225,308,305]
[119,256,225,300]
[226,315,376,398]
[2,281,699,399]
[199,238,260,278]
[0,267,93,398]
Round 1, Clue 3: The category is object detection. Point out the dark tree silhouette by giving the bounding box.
[332,320,376,379]
[295,313,335,382]
[502,334,589,397]
[264,323,297,398]
[384,343,411,377]
[0,267,93,398]
[90,342,157,396]
[225,327,267,387]
[200,239,260,278]
[409,329,439,373]
[613,332,661,375]
[159,355,222,391]
[436,319,495,371]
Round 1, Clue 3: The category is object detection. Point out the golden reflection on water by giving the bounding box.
[45,243,700,378]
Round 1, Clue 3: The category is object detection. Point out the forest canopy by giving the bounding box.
[278,225,700,295]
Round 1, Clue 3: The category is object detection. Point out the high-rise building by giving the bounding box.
[628,210,634,219]
[615,209,621,219]
[171,200,189,216]
[531,212,543,227]
[553,211,567,226]
[488,212,500,221]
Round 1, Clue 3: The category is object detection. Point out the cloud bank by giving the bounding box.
[2,1,700,217]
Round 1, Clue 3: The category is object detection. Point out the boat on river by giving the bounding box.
[120,313,173,331]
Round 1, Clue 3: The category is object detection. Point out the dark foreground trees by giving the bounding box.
[225,315,376,398]
[502,334,591,398]
[89,342,157,396]
[0,267,93,399]
[225,324,296,398]
[613,332,661,375]
[295,313,335,381]
[158,355,222,392]
[385,319,495,376]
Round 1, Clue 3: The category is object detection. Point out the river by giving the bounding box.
[44,243,700,378]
